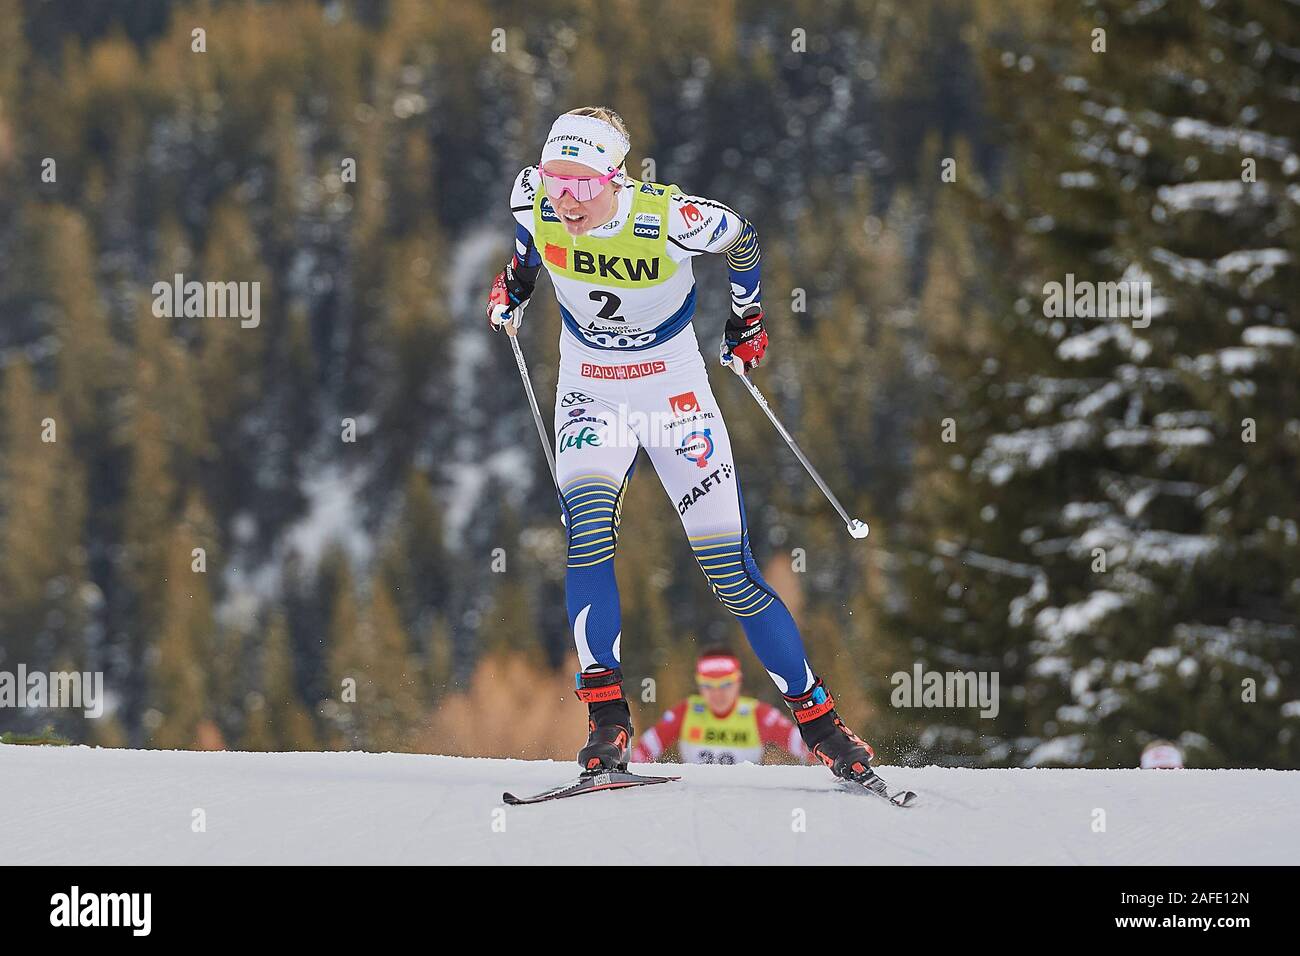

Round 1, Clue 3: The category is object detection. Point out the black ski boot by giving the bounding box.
[575,666,633,773]
[784,678,878,783]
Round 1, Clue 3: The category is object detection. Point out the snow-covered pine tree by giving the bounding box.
[897,0,1299,768]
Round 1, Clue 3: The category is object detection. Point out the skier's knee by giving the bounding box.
[690,531,777,617]
[562,474,625,567]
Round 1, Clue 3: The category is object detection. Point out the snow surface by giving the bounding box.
[2,746,1297,865]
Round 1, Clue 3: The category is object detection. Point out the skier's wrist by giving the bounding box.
[721,304,768,374]
[487,260,535,331]
[505,258,537,303]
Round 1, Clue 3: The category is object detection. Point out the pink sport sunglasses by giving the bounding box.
[540,166,621,203]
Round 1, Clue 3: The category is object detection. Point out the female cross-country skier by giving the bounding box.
[485,106,879,787]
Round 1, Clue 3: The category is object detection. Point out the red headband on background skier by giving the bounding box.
[696,652,741,685]
[488,107,912,806]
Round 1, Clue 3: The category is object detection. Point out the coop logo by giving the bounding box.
[639,182,665,196]
[677,463,733,515]
[1042,274,1152,329]
[676,429,715,468]
[0,666,103,718]
[560,391,594,408]
[580,327,658,350]
[540,198,561,222]
[50,887,151,936]
[633,212,661,239]
[890,664,1000,718]
[151,273,260,328]
[668,392,701,417]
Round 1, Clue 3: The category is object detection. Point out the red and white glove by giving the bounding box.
[486,259,535,333]
[720,303,768,374]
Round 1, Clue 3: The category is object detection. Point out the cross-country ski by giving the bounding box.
[502,769,681,805]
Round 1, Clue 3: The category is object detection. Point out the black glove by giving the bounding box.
[487,258,538,331]
[720,304,768,374]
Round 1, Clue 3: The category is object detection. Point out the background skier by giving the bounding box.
[631,646,812,766]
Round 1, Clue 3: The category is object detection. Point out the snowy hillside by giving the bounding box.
[3,747,1296,865]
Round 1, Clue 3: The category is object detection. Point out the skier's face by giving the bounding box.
[699,676,741,716]
[541,160,621,237]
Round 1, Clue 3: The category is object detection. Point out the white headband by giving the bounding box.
[540,113,630,174]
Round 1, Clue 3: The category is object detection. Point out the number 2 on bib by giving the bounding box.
[589,290,624,322]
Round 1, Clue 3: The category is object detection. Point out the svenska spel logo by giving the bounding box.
[668,391,700,417]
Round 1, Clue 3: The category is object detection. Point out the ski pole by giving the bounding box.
[735,372,869,540]
[505,325,559,492]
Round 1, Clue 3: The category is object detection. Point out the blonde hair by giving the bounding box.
[565,106,631,176]
[565,106,630,143]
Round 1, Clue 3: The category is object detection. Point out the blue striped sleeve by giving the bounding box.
[515,221,541,268]
[724,220,761,310]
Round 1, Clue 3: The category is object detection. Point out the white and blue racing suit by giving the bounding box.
[510,166,815,696]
